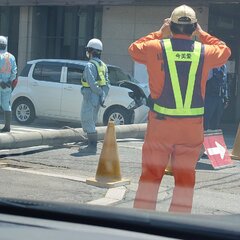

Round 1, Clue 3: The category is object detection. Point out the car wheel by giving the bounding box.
[103,107,133,125]
[13,99,36,124]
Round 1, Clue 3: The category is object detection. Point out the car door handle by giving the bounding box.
[32,82,39,86]
[64,86,73,90]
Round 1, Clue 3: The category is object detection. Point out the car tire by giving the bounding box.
[103,106,133,125]
[13,99,36,125]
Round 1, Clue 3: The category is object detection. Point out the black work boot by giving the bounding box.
[78,132,97,156]
[1,111,11,133]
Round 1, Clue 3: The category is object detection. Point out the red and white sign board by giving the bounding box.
[203,130,234,169]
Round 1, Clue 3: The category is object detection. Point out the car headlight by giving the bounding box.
[127,100,136,110]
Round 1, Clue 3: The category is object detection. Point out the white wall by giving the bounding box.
[101,6,135,74]
[101,5,209,83]
[18,7,33,72]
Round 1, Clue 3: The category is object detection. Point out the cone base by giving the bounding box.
[86,177,130,188]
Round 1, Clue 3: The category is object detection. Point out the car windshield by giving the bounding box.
[1,2,240,240]
[108,66,140,85]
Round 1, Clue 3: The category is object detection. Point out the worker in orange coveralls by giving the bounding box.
[128,5,231,213]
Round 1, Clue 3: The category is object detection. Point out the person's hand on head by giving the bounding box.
[192,23,203,38]
[159,18,172,38]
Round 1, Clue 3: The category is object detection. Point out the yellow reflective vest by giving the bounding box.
[153,39,204,117]
[81,59,107,88]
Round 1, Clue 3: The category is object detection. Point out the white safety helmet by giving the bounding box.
[0,36,7,45]
[86,38,103,51]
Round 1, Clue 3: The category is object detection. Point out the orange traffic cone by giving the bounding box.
[86,121,130,188]
[231,123,240,160]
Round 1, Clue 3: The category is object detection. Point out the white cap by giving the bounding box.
[86,38,103,51]
[170,5,197,24]
[0,36,7,45]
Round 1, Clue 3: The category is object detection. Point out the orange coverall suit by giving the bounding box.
[128,31,231,212]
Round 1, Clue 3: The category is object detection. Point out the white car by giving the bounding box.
[11,59,149,125]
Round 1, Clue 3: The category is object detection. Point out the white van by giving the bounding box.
[11,59,149,125]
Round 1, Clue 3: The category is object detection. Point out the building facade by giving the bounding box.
[0,0,239,123]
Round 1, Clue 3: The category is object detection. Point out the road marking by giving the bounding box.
[1,167,87,182]
[87,186,127,206]
[1,166,127,206]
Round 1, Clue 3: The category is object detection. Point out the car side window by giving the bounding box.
[20,63,32,77]
[33,62,62,83]
[67,66,84,85]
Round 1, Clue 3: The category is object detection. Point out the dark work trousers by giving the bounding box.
[204,95,224,130]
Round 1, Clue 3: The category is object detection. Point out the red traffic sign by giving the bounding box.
[203,130,234,169]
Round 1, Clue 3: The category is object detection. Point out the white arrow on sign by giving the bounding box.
[207,141,226,159]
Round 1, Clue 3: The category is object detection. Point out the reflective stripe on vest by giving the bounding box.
[0,53,11,74]
[153,39,204,116]
[81,59,107,88]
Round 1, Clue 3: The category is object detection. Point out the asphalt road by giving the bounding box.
[0,115,239,215]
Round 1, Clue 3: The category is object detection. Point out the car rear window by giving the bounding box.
[20,63,32,77]
[33,62,62,83]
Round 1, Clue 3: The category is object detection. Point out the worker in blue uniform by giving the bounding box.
[79,38,109,155]
[204,64,229,130]
[0,36,17,132]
